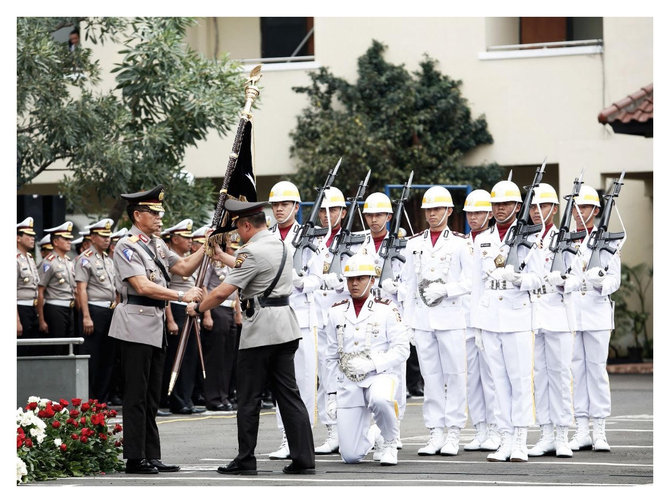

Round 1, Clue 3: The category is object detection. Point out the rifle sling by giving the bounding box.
[134,237,171,287]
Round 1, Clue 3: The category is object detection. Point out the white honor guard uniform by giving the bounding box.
[563,185,621,452]
[399,186,472,456]
[461,190,501,452]
[325,254,409,465]
[267,181,319,459]
[526,185,576,458]
[471,180,543,462]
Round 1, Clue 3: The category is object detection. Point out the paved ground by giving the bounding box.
[24,373,653,488]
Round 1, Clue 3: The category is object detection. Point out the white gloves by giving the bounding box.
[423,281,449,305]
[501,265,523,286]
[292,269,305,290]
[323,273,344,291]
[585,267,606,288]
[381,278,398,295]
[474,329,484,351]
[347,355,376,375]
[326,393,337,421]
[545,270,566,287]
[488,268,505,281]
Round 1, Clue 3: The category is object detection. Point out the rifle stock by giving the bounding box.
[586,172,626,270]
[550,170,584,274]
[379,171,413,282]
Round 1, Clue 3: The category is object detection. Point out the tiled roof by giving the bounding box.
[598,84,653,128]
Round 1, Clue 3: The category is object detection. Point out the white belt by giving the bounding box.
[221,299,236,308]
[170,301,188,306]
[17,299,37,306]
[45,299,74,308]
[486,280,515,291]
[89,300,116,309]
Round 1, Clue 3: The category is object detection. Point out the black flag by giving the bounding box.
[227,121,257,202]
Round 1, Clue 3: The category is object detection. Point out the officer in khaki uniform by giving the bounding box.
[74,218,118,403]
[108,185,205,475]
[38,234,53,263]
[37,221,77,355]
[187,199,315,476]
[17,217,40,356]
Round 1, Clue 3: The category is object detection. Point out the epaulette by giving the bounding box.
[331,299,349,308]
[269,224,277,232]
[46,253,55,261]
[128,235,140,243]
[83,249,94,257]
[374,297,391,305]
[65,255,71,261]
[452,231,466,239]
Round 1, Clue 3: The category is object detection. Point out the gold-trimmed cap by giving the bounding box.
[38,234,53,249]
[192,225,209,244]
[163,218,193,238]
[121,185,165,213]
[44,221,74,240]
[224,200,268,226]
[17,217,36,236]
[86,218,114,237]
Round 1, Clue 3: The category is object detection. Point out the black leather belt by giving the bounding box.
[126,294,167,309]
[258,296,290,307]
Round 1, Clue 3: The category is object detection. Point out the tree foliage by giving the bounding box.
[289,40,501,230]
[17,17,246,227]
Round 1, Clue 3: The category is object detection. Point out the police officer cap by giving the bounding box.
[86,218,114,237]
[121,185,165,213]
[164,219,194,238]
[192,225,209,244]
[44,221,74,239]
[38,234,53,249]
[110,227,128,241]
[224,199,268,221]
[71,236,84,245]
[17,217,37,236]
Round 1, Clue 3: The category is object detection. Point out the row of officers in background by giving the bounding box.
[16,215,242,416]
[16,173,621,470]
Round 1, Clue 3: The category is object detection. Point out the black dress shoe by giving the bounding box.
[217,460,257,475]
[260,399,274,409]
[282,461,316,475]
[190,406,206,414]
[206,403,226,412]
[221,399,236,411]
[156,409,172,417]
[148,459,180,472]
[125,458,158,474]
[171,407,193,414]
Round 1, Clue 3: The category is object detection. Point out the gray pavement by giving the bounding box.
[25,374,652,487]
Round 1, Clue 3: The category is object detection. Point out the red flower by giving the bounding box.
[69,409,80,418]
[114,440,122,447]
[99,402,107,409]
[60,399,69,407]
[99,433,107,441]
[71,434,79,440]
[52,403,62,412]
[37,410,46,418]
[51,420,61,429]
[80,417,87,425]
[17,427,24,435]
[25,438,33,448]
[108,409,117,418]
[27,402,38,410]
[91,413,105,426]
[113,424,123,433]
[80,436,88,444]
[66,418,76,425]
[71,398,82,406]
[81,402,90,412]
[60,443,67,452]
[17,437,23,449]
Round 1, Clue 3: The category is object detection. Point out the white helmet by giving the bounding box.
[574,185,601,208]
[269,181,301,203]
[490,180,522,203]
[342,253,377,278]
[463,189,492,212]
[421,186,454,208]
[531,183,559,205]
[363,192,392,214]
[321,187,346,208]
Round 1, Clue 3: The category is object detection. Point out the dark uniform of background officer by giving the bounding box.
[17,217,40,357]
[187,199,315,475]
[108,185,205,475]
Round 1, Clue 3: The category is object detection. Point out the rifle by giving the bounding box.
[168,65,262,396]
[504,158,546,272]
[549,169,586,274]
[378,171,413,282]
[586,172,626,270]
[327,170,372,275]
[292,158,341,273]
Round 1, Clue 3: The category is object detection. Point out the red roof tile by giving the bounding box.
[598,83,653,126]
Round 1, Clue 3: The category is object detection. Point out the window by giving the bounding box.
[520,17,603,45]
[260,17,314,61]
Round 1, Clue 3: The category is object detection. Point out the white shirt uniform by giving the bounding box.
[531,225,576,428]
[562,232,621,420]
[269,222,319,427]
[471,222,543,434]
[400,228,472,430]
[325,296,409,463]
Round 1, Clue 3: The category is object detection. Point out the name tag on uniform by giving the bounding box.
[480,243,491,248]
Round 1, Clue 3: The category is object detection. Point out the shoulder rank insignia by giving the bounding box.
[234,253,248,268]
[139,234,150,243]
[83,249,94,257]
[128,235,140,243]
[46,253,55,261]
[374,297,391,305]
[331,299,349,308]
[392,307,402,323]
[452,231,466,239]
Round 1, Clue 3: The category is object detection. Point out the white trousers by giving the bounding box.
[277,325,318,430]
[336,374,399,463]
[572,329,612,419]
[316,326,335,426]
[414,328,467,429]
[465,333,499,426]
[534,329,574,427]
[481,329,535,433]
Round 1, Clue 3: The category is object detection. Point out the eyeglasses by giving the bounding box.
[138,208,164,218]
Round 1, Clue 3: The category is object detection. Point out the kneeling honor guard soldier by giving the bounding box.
[108,185,205,475]
[17,217,40,356]
[187,199,315,476]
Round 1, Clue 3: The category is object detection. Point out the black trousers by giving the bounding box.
[161,303,198,411]
[17,305,39,357]
[234,339,315,469]
[119,338,165,460]
[43,303,74,355]
[201,306,238,407]
[80,305,116,403]
[406,345,424,393]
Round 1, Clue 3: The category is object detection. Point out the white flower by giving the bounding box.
[30,427,46,444]
[17,457,28,484]
[54,438,62,448]
[39,398,51,407]
[28,396,41,404]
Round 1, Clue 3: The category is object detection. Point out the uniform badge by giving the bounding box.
[42,263,50,273]
[81,258,89,267]
[159,250,166,259]
[234,253,248,268]
[23,277,30,283]
[122,248,134,262]
[58,279,65,285]
[494,254,506,268]
[98,274,106,281]
[375,266,382,277]
[323,262,330,273]
[149,272,156,281]
[139,234,149,243]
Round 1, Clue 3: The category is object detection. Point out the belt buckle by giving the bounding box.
[69,300,75,308]
[33,298,38,306]
[110,301,117,310]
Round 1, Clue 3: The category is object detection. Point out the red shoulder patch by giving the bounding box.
[46,253,55,261]
[374,297,391,305]
[331,299,349,308]
[83,249,94,257]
